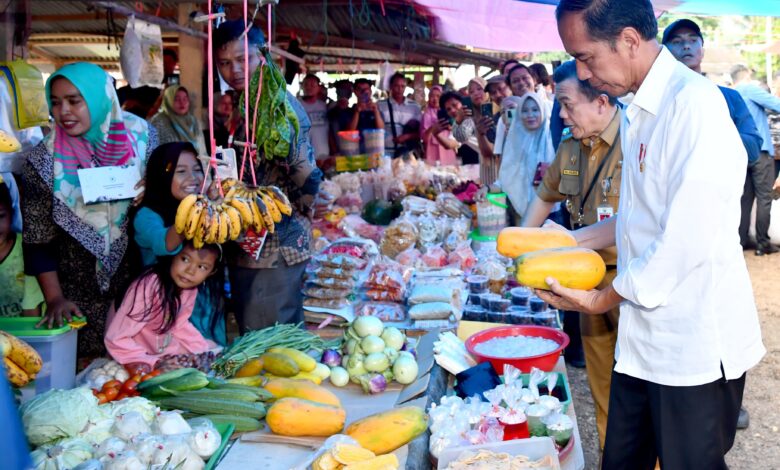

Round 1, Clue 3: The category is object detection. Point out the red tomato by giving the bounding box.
[102,380,122,391]
[115,392,129,401]
[96,393,108,405]
[103,387,119,401]
[121,379,139,393]
[130,374,142,383]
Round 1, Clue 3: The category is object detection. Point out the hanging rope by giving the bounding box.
[201,0,224,198]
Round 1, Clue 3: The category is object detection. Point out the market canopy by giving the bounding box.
[413,0,780,53]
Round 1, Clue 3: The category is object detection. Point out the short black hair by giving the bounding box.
[303,74,320,83]
[553,60,617,106]
[505,64,532,86]
[0,181,11,213]
[529,63,552,88]
[354,78,373,89]
[163,48,178,61]
[501,59,520,74]
[389,72,407,85]
[439,91,463,109]
[213,20,266,52]
[556,0,657,45]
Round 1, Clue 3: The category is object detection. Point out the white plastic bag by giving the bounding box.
[120,16,164,88]
[377,60,395,92]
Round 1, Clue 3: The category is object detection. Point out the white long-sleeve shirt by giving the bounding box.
[734,81,780,156]
[612,47,765,387]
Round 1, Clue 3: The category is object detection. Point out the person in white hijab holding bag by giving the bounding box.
[498,92,556,224]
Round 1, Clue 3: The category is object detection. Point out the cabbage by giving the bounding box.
[78,408,115,445]
[107,398,158,424]
[21,387,101,446]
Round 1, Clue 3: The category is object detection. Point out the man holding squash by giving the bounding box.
[543,0,766,468]
[522,59,622,451]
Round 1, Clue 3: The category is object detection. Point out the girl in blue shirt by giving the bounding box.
[132,142,226,345]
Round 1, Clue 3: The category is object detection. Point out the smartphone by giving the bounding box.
[437,107,453,127]
[461,96,473,111]
[481,103,493,117]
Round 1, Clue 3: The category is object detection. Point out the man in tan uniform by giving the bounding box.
[522,60,622,449]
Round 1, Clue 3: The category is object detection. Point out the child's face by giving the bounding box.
[171,151,204,201]
[170,245,217,290]
[0,204,11,240]
[521,97,542,131]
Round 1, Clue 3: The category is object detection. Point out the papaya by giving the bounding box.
[496,227,577,259]
[345,407,428,455]
[516,247,606,290]
[260,352,300,377]
[266,398,346,437]
[263,377,341,407]
[268,347,317,372]
[234,357,263,378]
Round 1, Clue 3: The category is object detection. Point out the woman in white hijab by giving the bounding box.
[497,92,555,223]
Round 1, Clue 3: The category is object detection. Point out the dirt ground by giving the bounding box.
[571,252,780,469]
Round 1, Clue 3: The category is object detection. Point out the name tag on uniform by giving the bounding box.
[562,169,579,176]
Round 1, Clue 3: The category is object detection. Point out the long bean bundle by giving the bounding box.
[212,323,340,377]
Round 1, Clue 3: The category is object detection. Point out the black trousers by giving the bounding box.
[739,153,775,248]
[602,370,745,470]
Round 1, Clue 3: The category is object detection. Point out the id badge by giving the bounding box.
[597,204,614,221]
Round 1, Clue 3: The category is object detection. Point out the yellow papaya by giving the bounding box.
[268,347,317,372]
[497,227,577,259]
[266,398,346,437]
[345,407,427,455]
[260,352,300,377]
[264,377,341,407]
[234,357,264,378]
[516,247,606,290]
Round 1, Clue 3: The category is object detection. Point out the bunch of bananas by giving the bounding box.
[174,194,243,247]
[221,178,293,235]
[173,179,293,247]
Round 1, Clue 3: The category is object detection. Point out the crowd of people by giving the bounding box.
[0,1,777,467]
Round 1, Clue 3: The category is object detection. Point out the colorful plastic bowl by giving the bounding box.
[465,325,570,373]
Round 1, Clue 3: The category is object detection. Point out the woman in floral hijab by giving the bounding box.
[22,62,156,357]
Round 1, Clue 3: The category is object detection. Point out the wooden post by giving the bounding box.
[0,0,30,62]
[178,3,205,127]
[433,60,440,86]
[0,1,13,62]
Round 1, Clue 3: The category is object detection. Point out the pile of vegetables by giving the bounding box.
[212,323,340,377]
[138,368,273,433]
[20,387,224,470]
[1,330,43,388]
[82,360,130,391]
[92,369,163,404]
[326,316,419,394]
[233,346,332,384]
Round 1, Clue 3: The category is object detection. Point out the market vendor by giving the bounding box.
[213,20,322,332]
[543,0,765,467]
[521,59,622,450]
[22,62,156,357]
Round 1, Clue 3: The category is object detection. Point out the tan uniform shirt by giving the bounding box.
[536,110,623,335]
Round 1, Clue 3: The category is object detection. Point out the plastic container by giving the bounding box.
[493,298,511,313]
[0,317,79,397]
[510,287,532,306]
[535,310,561,329]
[468,292,484,305]
[463,305,487,322]
[337,130,360,156]
[470,230,497,253]
[362,128,385,155]
[476,192,508,237]
[480,293,501,310]
[467,274,489,294]
[487,311,506,323]
[507,306,533,325]
[529,296,547,313]
[436,436,560,470]
[464,325,570,373]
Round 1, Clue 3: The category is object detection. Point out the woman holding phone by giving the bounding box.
[421,85,458,166]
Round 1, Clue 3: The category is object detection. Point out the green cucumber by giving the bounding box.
[141,371,209,397]
[137,368,201,391]
[158,396,266,419]
[172,388,261,402]
[196,414,262,432]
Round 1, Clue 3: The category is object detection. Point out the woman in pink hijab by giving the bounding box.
[421,85,458,166]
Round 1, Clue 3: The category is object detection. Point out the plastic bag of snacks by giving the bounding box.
[396,246,422,267]
[380,219,418,259]
[421,244,449,268]
[354,301,406,322]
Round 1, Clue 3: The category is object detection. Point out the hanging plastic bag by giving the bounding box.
[0,61,48,129]
[120,16,164,88]
[377,60,395,92]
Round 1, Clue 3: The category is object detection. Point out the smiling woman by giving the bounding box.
[149,85,207,156]
[21,62,157,357]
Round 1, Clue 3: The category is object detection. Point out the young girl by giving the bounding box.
[104,243,222,373]
[0,176,44,317]
[133,142,227,346]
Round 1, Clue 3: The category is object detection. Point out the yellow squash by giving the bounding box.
[497,227,577,259]
[234,358,264,378]
[266,398,346,437]
[345,407,428,455]
[259,352,300,377]
[264,377,341,407]
[515,247,606,290]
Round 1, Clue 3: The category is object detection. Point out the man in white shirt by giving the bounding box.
[378,73,422,158]
[548,1,766,468]
[300,74,330,162]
